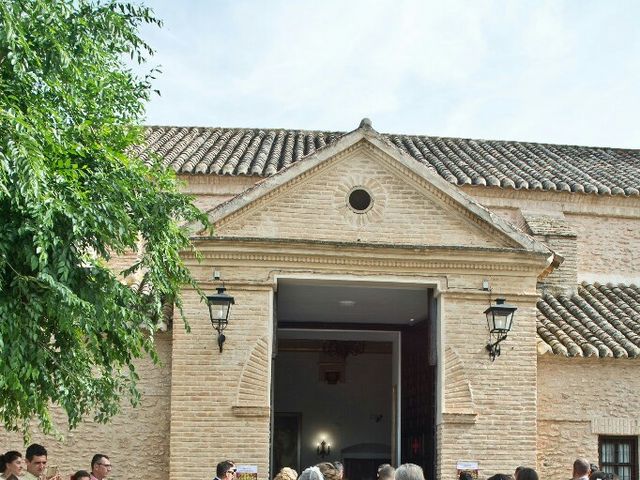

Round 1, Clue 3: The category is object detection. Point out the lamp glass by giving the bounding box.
[208,302,229,322]
[493,312,510,331]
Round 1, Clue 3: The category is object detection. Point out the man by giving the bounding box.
[378,464,395,480]
[23,444,52,480]
[214,460,237,480]
[573,458,590,480]
[395,464,425,480]
[90,454,111,480]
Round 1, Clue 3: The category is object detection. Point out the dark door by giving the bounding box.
[400,292,436,480]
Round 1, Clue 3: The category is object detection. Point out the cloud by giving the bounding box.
[140,0,640,147]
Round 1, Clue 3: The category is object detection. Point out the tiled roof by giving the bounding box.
[135,126,640,196]
[537,283,640,358]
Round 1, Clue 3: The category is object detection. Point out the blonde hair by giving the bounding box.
[275,467,299,480]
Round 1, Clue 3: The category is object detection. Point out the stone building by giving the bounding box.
[2,120,639,480]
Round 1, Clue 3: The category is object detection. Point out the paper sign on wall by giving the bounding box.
[456,461,479,480]
[237,465,258,480]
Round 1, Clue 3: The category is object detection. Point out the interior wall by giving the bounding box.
[274,349,392,469]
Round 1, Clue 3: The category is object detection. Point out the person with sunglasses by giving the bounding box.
[214,460,237,480]
[89,454,112,480]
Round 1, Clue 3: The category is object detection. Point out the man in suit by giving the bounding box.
[214,460,237,480]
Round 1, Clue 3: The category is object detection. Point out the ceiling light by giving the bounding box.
[339,300,356,307]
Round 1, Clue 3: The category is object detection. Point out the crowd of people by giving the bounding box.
[0,450,620,480]
[216,456,621,480]
[0,444,111,480]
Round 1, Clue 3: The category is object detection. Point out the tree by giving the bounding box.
[0,0,207,437]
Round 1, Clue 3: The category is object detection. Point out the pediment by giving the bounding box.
[196,125,550,256]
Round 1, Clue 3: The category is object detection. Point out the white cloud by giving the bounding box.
[140,0,640,147]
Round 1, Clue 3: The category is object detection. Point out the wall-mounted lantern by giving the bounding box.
[317,439,331,458]
[484,297,517,361]
[207,286,235,353]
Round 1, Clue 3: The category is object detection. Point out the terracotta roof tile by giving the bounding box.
[537,283,640,358]
[139,126,640,197]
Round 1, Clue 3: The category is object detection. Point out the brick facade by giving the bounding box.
[1,132,638,480]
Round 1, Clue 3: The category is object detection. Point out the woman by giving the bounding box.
[71,471,92,480]
[517,468,539,480]
[0,451,23,480]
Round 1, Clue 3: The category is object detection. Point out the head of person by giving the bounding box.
[514,466,525,480]
[487,475,511,480]
[299,467,324,480]
[25,444,47,477]
[395,463,425,480]
[378,465,395,480]
[459,472,474,480]
[316,462,340,480]
[573,459,590,479]
[217,460,237,480]
[274,467,298,480]
[378,464,391,479]
[71,470,92,480]
[517,469,538,480]
[0,451,23,478]
[590,472,607,480]
[91,454,111,480]
[333,461,344,480]
[590,465,599,475]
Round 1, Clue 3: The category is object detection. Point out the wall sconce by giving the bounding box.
[485,297,517,361]
[207,285,235,353]
[317,439,331,458]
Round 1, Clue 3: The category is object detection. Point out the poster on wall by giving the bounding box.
[456,461,479,480]
[237,465,258,480]
[273,412,302,474]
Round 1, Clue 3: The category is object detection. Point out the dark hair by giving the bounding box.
[517,468,538,480]
[91,454,109,469]
[514,466,525,479]
[590,472,607,480]
[72,470,91,480]
[217,460,235,478]
[487,475,511,480]
[574,459,590,477]
[0,451,22,473]
[459,472,474,480]
[25,444,47,461]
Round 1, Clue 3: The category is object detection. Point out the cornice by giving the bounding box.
[443,290,541,301]
[184,237,548,273]
[465,186,640,218]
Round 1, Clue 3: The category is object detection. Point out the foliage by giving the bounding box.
[0,0,208,437]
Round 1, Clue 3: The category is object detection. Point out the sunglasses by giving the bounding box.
[227,470,237,475]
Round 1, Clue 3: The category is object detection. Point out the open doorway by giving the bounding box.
[272,279,437,480]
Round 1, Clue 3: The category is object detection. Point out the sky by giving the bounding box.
[137,0,640,148]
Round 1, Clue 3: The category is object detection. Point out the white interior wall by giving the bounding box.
[274,349,392,469]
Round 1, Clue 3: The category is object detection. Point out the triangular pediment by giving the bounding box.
[195,124,550,256]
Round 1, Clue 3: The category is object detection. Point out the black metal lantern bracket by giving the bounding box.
[206,280,235,353]
[484,296,517,362]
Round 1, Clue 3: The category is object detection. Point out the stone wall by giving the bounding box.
[464,188,640,285]
[169,280,272,480]
[439,293,538,479]
[537,355,640,479]
[0,332,172,480]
